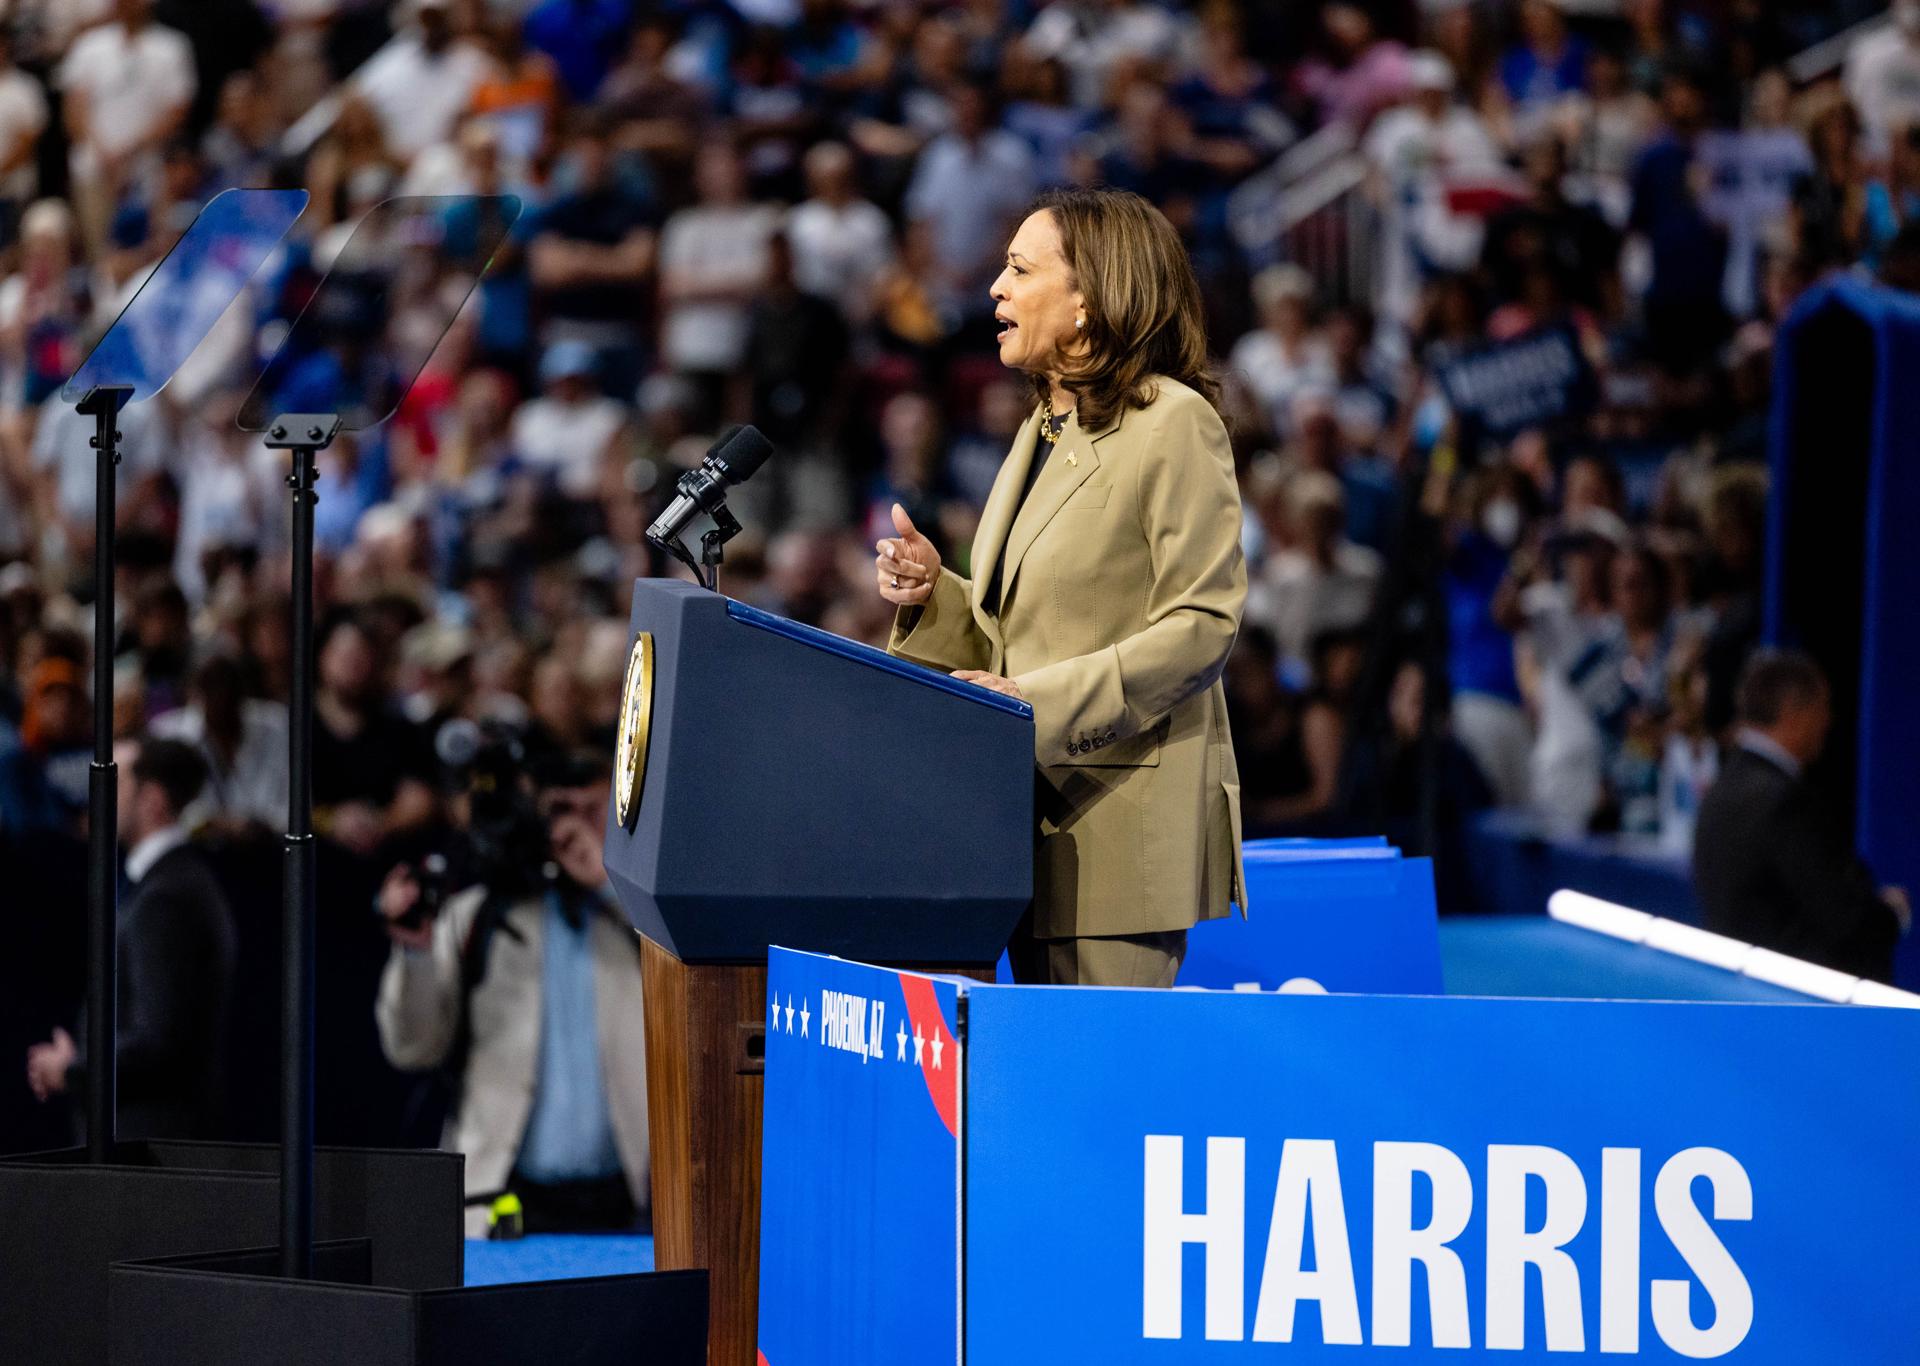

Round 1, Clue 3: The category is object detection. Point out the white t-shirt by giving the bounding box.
[786,198,894,323]
[510,394,628,498]
[0,69,47,202]
[1227,328,1334,439]
[354,35,496,162]
[56,21,196,159]
[1846,24,1920,149]
[658,203,780,373]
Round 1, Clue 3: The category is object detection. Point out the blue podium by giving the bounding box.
[601,580,1034,1365]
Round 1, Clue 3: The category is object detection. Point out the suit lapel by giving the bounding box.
[970,408,1043,619]
[998,406,1117,605]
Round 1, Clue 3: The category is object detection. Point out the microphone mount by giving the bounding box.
[656,499,742,593]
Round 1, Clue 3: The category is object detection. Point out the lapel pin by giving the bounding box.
[1065,451,1078,467]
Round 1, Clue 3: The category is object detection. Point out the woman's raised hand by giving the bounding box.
[875,502,941,606]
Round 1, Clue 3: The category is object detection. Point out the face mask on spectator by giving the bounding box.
[1482,498,1524,549]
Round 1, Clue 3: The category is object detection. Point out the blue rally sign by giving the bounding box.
[1179,843,1443,995]
[964,988,1920,1363]
[759,949,963,1366]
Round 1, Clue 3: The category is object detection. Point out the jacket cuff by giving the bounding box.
[888,570,980,673]
[1014,646,1127,765]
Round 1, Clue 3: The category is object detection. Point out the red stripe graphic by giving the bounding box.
[898,973,959,1138]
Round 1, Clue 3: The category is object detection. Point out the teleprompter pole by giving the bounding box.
[266,414,340,1279]
[77,384,133,1163]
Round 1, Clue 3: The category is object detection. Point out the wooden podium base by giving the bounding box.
[642,939,993,1365]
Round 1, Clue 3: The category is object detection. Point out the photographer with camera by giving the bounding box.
[374,737,649,1237]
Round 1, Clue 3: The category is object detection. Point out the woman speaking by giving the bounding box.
[876,187,1247,987]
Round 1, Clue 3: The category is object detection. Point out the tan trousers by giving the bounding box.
[1007,916,1186,987]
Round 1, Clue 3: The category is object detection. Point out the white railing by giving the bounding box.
[1228,123,1378,308]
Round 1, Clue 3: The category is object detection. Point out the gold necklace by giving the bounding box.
[1040,392,1068,435]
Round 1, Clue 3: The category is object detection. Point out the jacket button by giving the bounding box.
[1105,729,1116,742]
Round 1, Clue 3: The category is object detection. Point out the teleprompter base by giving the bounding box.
[0,1140,462,1366]
[107,1240,708,1366]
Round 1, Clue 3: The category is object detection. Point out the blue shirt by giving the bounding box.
[515,890,624,1184]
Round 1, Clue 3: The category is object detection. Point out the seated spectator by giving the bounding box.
[510,342,629,500]
[25,736,235,1139]
[1247,469,1383,676]
[1694,650,1909,980]
[1227,264,1333,444]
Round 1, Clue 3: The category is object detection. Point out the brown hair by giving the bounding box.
[1026,187,1219,432]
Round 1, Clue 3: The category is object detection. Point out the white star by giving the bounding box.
[799,998,810,1038]
[930,1032,944,1070]
[784,996,795,1034]
[912,1025,925,1065]
[896,1021,909,1061]
[769,996,779,1031]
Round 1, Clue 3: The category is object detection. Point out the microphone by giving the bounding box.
[646,424,775,550]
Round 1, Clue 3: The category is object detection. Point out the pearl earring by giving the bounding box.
[1075,318,1085,330]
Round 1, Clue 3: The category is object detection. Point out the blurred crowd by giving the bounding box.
[0,0,1907,1149]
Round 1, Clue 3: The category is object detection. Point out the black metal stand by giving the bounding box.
[263,413,339,1279]
[77,383,132,1161]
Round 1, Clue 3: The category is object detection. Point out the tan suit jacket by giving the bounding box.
[890,375,1248,938]
[375,887,651,1236]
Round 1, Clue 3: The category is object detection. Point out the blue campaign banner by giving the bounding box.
[758,949,962,1366]
[1179,852,1443,994]
[965,988,1920,1363]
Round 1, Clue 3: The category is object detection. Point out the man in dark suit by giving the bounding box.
[1693,650,1908,981]
[25,737,237,1138]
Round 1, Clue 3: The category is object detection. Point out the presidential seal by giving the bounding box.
[613,631,654,829]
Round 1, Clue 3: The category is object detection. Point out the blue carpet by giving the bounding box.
[463,1234,655,1286]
